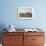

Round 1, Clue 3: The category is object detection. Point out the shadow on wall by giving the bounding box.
[0,24,7,43]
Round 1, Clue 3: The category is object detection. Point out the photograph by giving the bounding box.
[18,7,34,19]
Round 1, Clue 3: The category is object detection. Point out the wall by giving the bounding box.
[0,0,46,29]
[0,0,46,43]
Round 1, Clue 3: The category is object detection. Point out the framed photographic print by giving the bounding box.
[18,7,34,19]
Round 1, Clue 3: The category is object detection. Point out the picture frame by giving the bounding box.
[17,7,34,19]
